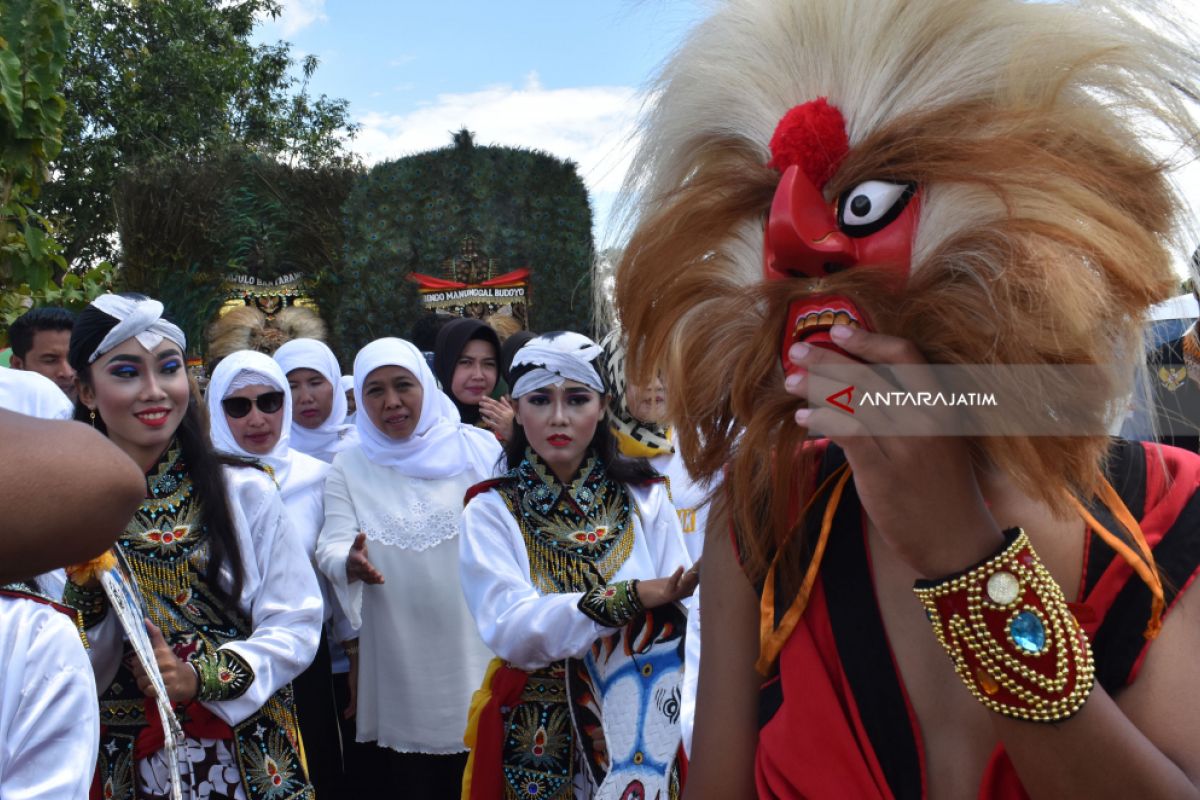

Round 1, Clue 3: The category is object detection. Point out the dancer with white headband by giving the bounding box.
[64,293,322,800]
[459,331,698,799]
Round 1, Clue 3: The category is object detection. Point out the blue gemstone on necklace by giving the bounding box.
[1010,611,1046,654]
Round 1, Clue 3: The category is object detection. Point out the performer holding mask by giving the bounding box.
[615,1,1200,797]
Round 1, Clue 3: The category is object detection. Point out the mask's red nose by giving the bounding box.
[763,165,855,281]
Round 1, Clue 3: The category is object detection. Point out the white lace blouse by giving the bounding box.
[316,445,494,754]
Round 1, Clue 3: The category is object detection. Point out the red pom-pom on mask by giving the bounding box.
[767,98,849,190]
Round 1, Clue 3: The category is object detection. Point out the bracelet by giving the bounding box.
[342,639,360,657]
[913,528,1094,723]
[187,662,202,703]
[578,579,645,628]
[192,648,254,702]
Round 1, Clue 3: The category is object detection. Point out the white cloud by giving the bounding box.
[350,73,642,241]
[266,0,328,37]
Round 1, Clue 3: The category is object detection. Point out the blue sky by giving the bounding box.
[255,1,707,246]
[256,1,1200,276]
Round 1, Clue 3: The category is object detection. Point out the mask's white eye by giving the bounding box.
[837,180,916,238]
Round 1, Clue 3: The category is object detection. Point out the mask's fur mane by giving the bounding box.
[205,306,327,374]
[615,0,1200,583]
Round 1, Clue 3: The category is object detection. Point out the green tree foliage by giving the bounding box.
[114,146,358,350]
[42,0,357,270]
[0,0,111,339]
[332,129,594,364]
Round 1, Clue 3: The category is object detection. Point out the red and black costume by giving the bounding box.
[755,440,1200,799]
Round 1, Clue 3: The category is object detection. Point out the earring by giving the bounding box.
[89,409,97,427]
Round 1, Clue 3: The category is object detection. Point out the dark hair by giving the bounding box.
[9,306,74,359]
[501,330,538,387]
[434,318,501,425]
[68,294,246,604]
[409,311,457,353]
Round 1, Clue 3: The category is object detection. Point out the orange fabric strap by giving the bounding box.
[757,463,852,675]
[1068,476,1164,639]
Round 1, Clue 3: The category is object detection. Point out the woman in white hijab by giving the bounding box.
[340,374,357,423]
[273,338,358,463]
[205,350,350,796]
[316,337,500,795]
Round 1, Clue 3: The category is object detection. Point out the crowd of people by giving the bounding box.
[0,293,706,800]
[5,0,1200,798]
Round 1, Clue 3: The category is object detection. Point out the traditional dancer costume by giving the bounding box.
[459,333,693,800]
[612,0,1200,797]
[599,329,714,756]
[66,295,322,800]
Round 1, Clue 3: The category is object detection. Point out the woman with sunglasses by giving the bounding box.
[315,337,499,796]
[458,332,698,799]
[274,338,358,464]
[63,294,322,800]
[206,350,352,798]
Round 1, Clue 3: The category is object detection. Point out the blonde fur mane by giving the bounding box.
[205,305,327,372]
[615,0,1200,582]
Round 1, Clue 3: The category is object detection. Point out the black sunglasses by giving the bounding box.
[222,391,285,419]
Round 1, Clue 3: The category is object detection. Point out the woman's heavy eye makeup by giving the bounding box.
[565,388,596,405]
[108,363,139,378]
[526,388,595,406]
[104,349,183,378]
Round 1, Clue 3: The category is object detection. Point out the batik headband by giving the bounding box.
[88,294,187,364]
[510,331,605,399]
[600,329,673,456]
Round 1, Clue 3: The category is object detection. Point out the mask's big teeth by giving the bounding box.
[792,307,864,338]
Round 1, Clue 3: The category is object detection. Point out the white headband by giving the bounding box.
[89,294,187,363]
[510,332,605,399]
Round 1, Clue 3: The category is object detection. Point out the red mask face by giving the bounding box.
[763,164,920,377]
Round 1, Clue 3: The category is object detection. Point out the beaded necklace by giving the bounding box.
[497,449,635,594]
[119,443,243,644]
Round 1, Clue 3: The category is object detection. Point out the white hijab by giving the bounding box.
[273,338,357,463]
[206,350,324,495]
[353,337,501,480]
